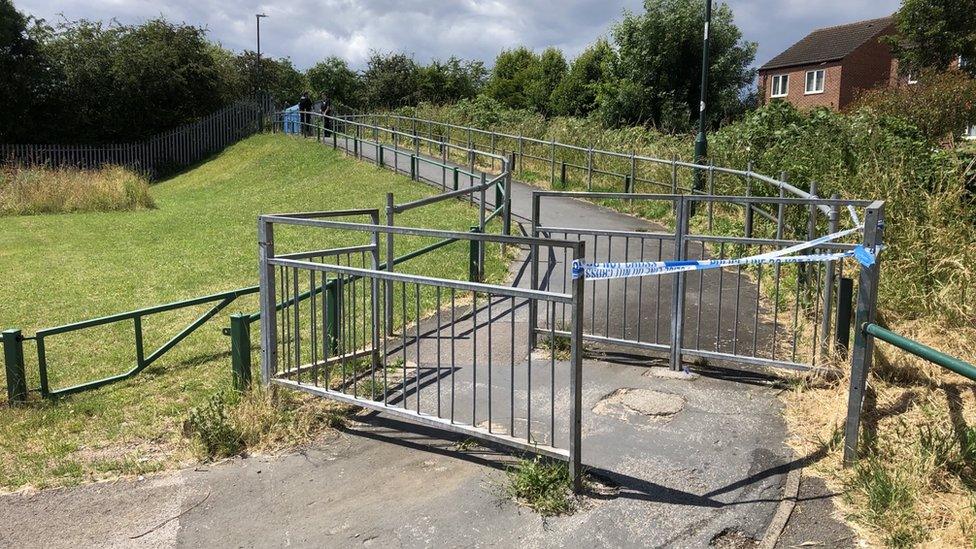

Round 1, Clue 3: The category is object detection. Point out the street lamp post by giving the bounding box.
[256,14,268,90]
[693,0,712,195]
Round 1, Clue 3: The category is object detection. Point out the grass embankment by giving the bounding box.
[0,165,155,215]
[400,99,976,547]
[0,133,505,491]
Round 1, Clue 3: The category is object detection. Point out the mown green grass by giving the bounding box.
[0,133,504,490]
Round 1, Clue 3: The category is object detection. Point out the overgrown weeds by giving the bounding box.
[504,455,577,516]
[0,165,155,215]
[183,389,352,461]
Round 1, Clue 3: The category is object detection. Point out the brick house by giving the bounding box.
[758,16,897,111]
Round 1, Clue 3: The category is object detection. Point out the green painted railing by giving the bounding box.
[863,323,976,381]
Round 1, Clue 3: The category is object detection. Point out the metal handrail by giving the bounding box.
[863,323,976,381]
[342,112,833,216]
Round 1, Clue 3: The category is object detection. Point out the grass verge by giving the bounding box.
[783,323,976,547]
[0,133,505,491]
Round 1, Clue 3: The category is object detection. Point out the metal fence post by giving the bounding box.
[707,163,715,231]
[560,161,567,189]
[468,226,482,282]
[3,329,27,404]
[529,193,541,349]
[549,139,556,187]
[569,240,585,493]
[385,193,396,334]
[586,147,593,191]
[843,202,884,466]
[820,194,840,355]
[258,218,277,386]
[229,314,252,391]
[325,281,339,355]
[744,162,754,238]
[669,196,690,371]
[629,153,636,193]
[503,155,513,236]
[453,166,459,191]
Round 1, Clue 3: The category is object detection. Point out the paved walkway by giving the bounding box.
[0,133,823,548]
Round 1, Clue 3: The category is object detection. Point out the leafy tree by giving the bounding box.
[485,46,542,110]
[0,0,49,142]
[235,51,307,107]
[550,39,614,117]
[361,51,420,109]
[533,47,568,115]
[417,56,486,104]
[35,18,227,142]
[306,56,361,108]
[596,0,756,131]
[886,0,976,76]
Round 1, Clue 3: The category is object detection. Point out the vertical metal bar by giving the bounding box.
[258,218,277,385]
[415,284,421,414]
[451,288,456,424]
[669,197,689,371]
[385,194,395,334]
[369,214,382,373]
[744,163,754,238]
[836,277,854,354]
[549,140,556,187]
[586,147,593,190]
[569,241,585,492]
[2,329,27,404]
[844,202,884,465]
[529,194,541,349]
[820,196,840,355]
[436,286,442,417]
[510,295,516,436]
[230,314,252,391]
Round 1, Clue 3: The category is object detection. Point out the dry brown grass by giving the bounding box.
[0,165,155,216]
[182,388,353,461]
[783,322,976,548]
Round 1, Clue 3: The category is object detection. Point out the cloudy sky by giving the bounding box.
[15,0,901,70]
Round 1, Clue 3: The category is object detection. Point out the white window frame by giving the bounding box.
[907,73,918,85]
[964,125,976,140]
[770,74,789,98]
[805,69,825,94]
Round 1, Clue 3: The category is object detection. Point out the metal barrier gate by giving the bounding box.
[257,211,587,489]
[530,191,883,374]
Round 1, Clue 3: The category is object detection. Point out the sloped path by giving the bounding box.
[0,133,812,548]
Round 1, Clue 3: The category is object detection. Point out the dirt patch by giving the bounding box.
[592,388,685,426]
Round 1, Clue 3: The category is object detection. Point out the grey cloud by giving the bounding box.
[16,0,901,70]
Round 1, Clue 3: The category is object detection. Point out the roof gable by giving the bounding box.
[760,16,894,71]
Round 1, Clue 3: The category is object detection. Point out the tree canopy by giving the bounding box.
[887,0,976,76]
[597,0,756,131]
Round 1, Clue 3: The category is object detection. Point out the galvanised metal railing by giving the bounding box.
[530,191,879,373]
[0,108,518,404]
[258,212,587,490]
[277,110,514,236]
[339,112,833,222]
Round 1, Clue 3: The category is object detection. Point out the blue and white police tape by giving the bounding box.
[572,246,878,280]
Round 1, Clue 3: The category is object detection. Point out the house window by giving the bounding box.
[771,74,789,98]
[964,125,976,140]
[805,69,825,94]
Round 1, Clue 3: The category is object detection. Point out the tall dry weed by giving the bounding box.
[0,165,155,215]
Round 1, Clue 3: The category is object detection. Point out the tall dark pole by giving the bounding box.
[256,14,268,126]
[256,14,267,91]
[693,0,712,193]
